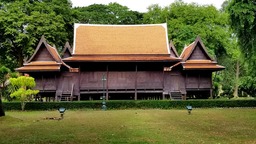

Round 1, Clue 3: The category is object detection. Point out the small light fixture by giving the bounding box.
[186,105,192,114]
[58,107,66,119]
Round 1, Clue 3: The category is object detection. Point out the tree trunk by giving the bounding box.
[0,99,5,117]
[21,102,26,111]
[18,51,24,67]
[233,60,239,98]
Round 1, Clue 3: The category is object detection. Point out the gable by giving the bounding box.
[62,42,72,59]
[180,36,213,61]
[170,48,178,57]
[169,40,179,57]
[170,49,176,57]
[31,43,55,61]
[63,50,71,59]
[188,44,209,60]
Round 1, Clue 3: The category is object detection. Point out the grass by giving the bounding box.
[0,109,256,144]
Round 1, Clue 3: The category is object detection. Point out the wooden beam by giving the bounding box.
[106,65,109,100]
[135,64,137,100]
[78,65,81,101]
[55,74,57,101]
[198,73,200,89]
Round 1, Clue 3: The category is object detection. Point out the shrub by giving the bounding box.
[2,100,256,111]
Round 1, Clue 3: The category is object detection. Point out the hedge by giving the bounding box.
[3,100,256,111]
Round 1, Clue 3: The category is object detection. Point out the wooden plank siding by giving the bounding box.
[29,63,214,100]
[185,71,212,89]
[32,44,55,61]
[188,45,209,60]
[164,70,186,94]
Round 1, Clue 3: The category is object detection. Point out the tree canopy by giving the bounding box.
[143,1,231,57]
[73,3,143,24]
[0,0,73,69]
[9,75,39,111]
[227,0,256,96]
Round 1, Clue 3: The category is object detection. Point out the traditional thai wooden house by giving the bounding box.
[16,23,224,101]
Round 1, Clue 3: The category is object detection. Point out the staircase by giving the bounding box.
[170,91,182,100]
[59,84,74,102]
[59,93,72,101]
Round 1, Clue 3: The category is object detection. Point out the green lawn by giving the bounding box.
[0,109,256,144]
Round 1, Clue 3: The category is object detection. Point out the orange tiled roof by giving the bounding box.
[24,61,61,66]
[47,44,62,63]
[73,24,170,55]
[182,60,225,70]
[16,65,61,72]
[17,61,62,72]
[63,55,180,62]
[180,42,195,59]
[170,60,224,71]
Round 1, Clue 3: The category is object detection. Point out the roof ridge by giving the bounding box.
[74,23,167,27]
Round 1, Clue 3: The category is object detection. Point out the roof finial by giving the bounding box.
[64,42,71,48]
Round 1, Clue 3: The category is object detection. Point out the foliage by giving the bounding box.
[0,99,4,116]
[227,0,256,96]
[3,99,256,110]
[143,1,230,56]
[227,0,256,58]
[73,3,143,24]
[9,76,39,110]
[0,65,10,116]
[0,0,73,69]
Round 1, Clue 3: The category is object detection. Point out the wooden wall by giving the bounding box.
[29,62,214,100]
[32,44,55,61]
[57,72,80,96]
[137,72,162,89]
[185,71,212,89]
[188,45,208,60]
[80,72,105,90]
[164,70,186,94]
[32,73,57,91]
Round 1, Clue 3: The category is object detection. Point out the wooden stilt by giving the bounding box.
[135,65,137,100]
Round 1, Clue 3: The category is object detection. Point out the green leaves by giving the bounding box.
[0,66,10,84]
[0,0,73,68]
[228,0,256,56]
[9,75,39,110]
[143,2,230,56]
[9,76,36,88]
[73,3,143,24]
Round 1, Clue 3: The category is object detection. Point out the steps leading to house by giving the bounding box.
[170,91,182,100]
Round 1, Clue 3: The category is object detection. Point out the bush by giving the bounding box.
[2,99,256,111]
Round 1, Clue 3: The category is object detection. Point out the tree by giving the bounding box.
[0,0,73,69]
[0,66,10,116]
[143,1,230,56]
[73,3,143,24]
[227,0,256,58]
[227,0,256,96]
[9,75,39,111]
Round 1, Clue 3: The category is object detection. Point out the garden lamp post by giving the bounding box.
[186,105,192,114]
[58,107,66,119]
[102,73,107,110]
